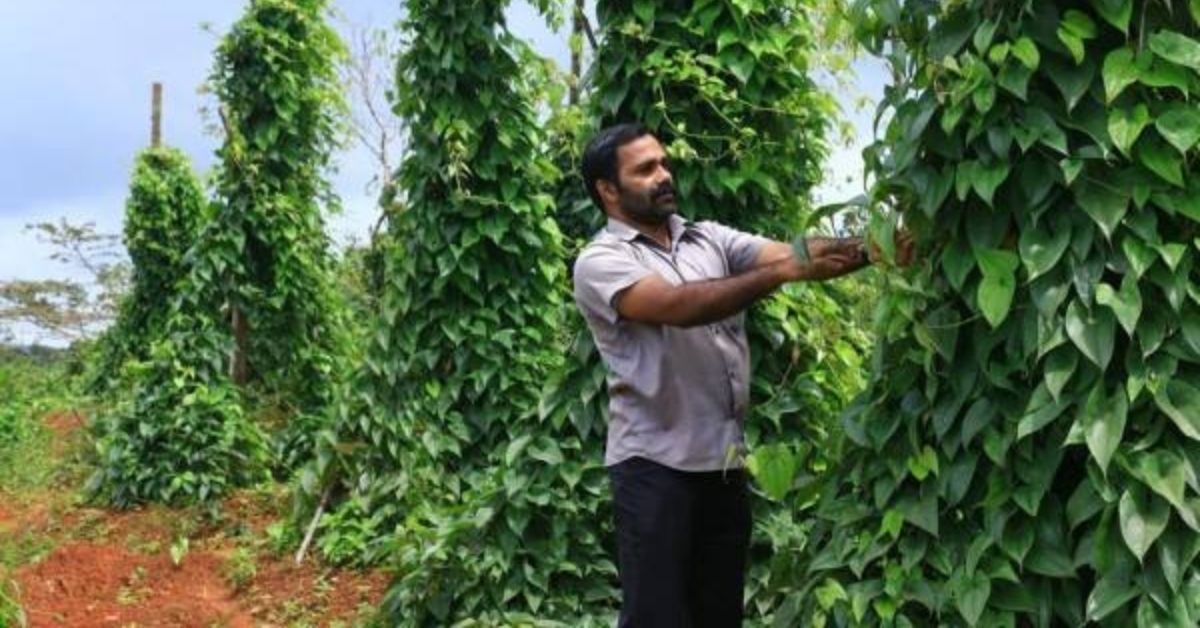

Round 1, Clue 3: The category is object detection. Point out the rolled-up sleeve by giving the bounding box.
[697,221,770,275]
[573,243,655,324]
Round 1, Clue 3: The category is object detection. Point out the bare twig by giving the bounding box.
[295,484,332,566]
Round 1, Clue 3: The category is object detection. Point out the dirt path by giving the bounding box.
[2,410,389,627]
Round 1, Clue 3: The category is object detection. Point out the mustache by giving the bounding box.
[652,182,677,200]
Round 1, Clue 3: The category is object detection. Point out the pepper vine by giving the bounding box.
[805,1,1200,625]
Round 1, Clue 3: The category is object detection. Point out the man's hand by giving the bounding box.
[777,246,862,281]
[868,229,916,267]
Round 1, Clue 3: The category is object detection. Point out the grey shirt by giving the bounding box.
[572,214,769,471]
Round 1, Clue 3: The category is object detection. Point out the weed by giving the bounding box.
[0,577,27,628]
[169,537,189,567]
[116,565,149,606]
[222,547,257,593]
[0,531,54,572]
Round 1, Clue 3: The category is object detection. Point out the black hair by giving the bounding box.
[581,123,654,210]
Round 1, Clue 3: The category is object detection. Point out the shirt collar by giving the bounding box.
[605,214,691,249]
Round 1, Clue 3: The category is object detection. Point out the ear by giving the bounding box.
[597,179,619,211]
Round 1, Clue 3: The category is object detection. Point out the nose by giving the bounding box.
[655,164,673,186]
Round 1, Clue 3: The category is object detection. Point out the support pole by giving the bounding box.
[151,83,163,148]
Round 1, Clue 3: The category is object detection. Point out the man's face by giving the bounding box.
[609,135,678,223]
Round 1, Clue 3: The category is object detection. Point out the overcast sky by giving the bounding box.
[0,1,882,343]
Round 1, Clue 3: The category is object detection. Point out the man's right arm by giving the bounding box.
[614,250,857,328]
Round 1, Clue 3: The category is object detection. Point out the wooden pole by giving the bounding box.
[151,83,163,148]
[570,0,584,106]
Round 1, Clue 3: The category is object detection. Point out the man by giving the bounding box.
[572,123,912,627]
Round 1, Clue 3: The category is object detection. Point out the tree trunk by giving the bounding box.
[230,305,249,386]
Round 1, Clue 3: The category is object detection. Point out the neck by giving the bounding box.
[611,211,672,248]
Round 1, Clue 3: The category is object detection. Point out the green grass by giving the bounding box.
[0,578,27,628]
[0,351,85,628]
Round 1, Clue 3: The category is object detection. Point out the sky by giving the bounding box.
[0,1,883,344]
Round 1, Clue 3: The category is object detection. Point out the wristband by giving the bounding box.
[791,236,811,264]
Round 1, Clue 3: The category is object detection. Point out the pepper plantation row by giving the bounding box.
[50,0,1200,625]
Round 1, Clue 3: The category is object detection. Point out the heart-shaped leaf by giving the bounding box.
[1078,383,1127,474]
[1156,105,1200,154]
[1074,179,1130,239]
[954,571,991,626]
[1149,30,1200,71]
[1119,487,1169,562]
[1019,223,1071,280]
[1066,299,1116,369]
[1094,0,1133,33]
[1012,36,1040,69]
[1103,47,1139,102]
[1108,104,1151,156]
[1129,449,1189,512]
[1095,274,1142,335]
[1156,380,1200,442]
[1139,135,1185,187]
[976,249,1019,327]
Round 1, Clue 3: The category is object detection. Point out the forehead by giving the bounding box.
[615,135,666,170]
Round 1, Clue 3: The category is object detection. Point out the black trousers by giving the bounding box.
[608,456,752,628]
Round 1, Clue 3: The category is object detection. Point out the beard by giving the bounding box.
[618,180,678,224]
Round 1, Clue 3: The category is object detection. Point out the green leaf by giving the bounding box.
[1149,30,1200,72]
[1019,223,1071,280]
[632,0,655,24]
[954,571,991,626]
[1134,451,1188,511]
[998,62,1033,100]
[1095,274,1142,335]
[1074,179,1130,239]
[1156,242,1188,271]
[1058,11,1097,64]
[966,21,994,55]
[746,444,798,502]
[1155,105,1200,154]
[1138,135,1185,187]
[1102,48,1139,102]
[1108,104,1151,156]
[1018,383,1070,438]
[1123,236,1157,278]
[1119,487,1169,562]
[1086,572,1141,621]
[1093,0,1133,33]
[1152,379,1200,441]
[942,240,975,291]
[907,445,940,481]
[1070,298,1113,369]
[959,160,1011,206]
[976,249,1019,327]
[1079,383,1127,474]
[1046,53,1096,110]
[1158,524,1200,593]
[881,508,905,540]
[1061,158,1085,185]
[929,8,977,60]
[1044,347,1079,402]
[1012,37,1040,69]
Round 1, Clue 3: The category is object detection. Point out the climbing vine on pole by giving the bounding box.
[312,0,617,623]
[208,0,352,470]
[88,147,206,395]
[805,1,1200,625]
[90,0,351,505]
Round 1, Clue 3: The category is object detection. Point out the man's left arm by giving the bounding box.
[754,237,869,280]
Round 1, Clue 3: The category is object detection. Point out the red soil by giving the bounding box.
[17,543,253,628]
[42,410,85,437]
[6,410,389,626]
